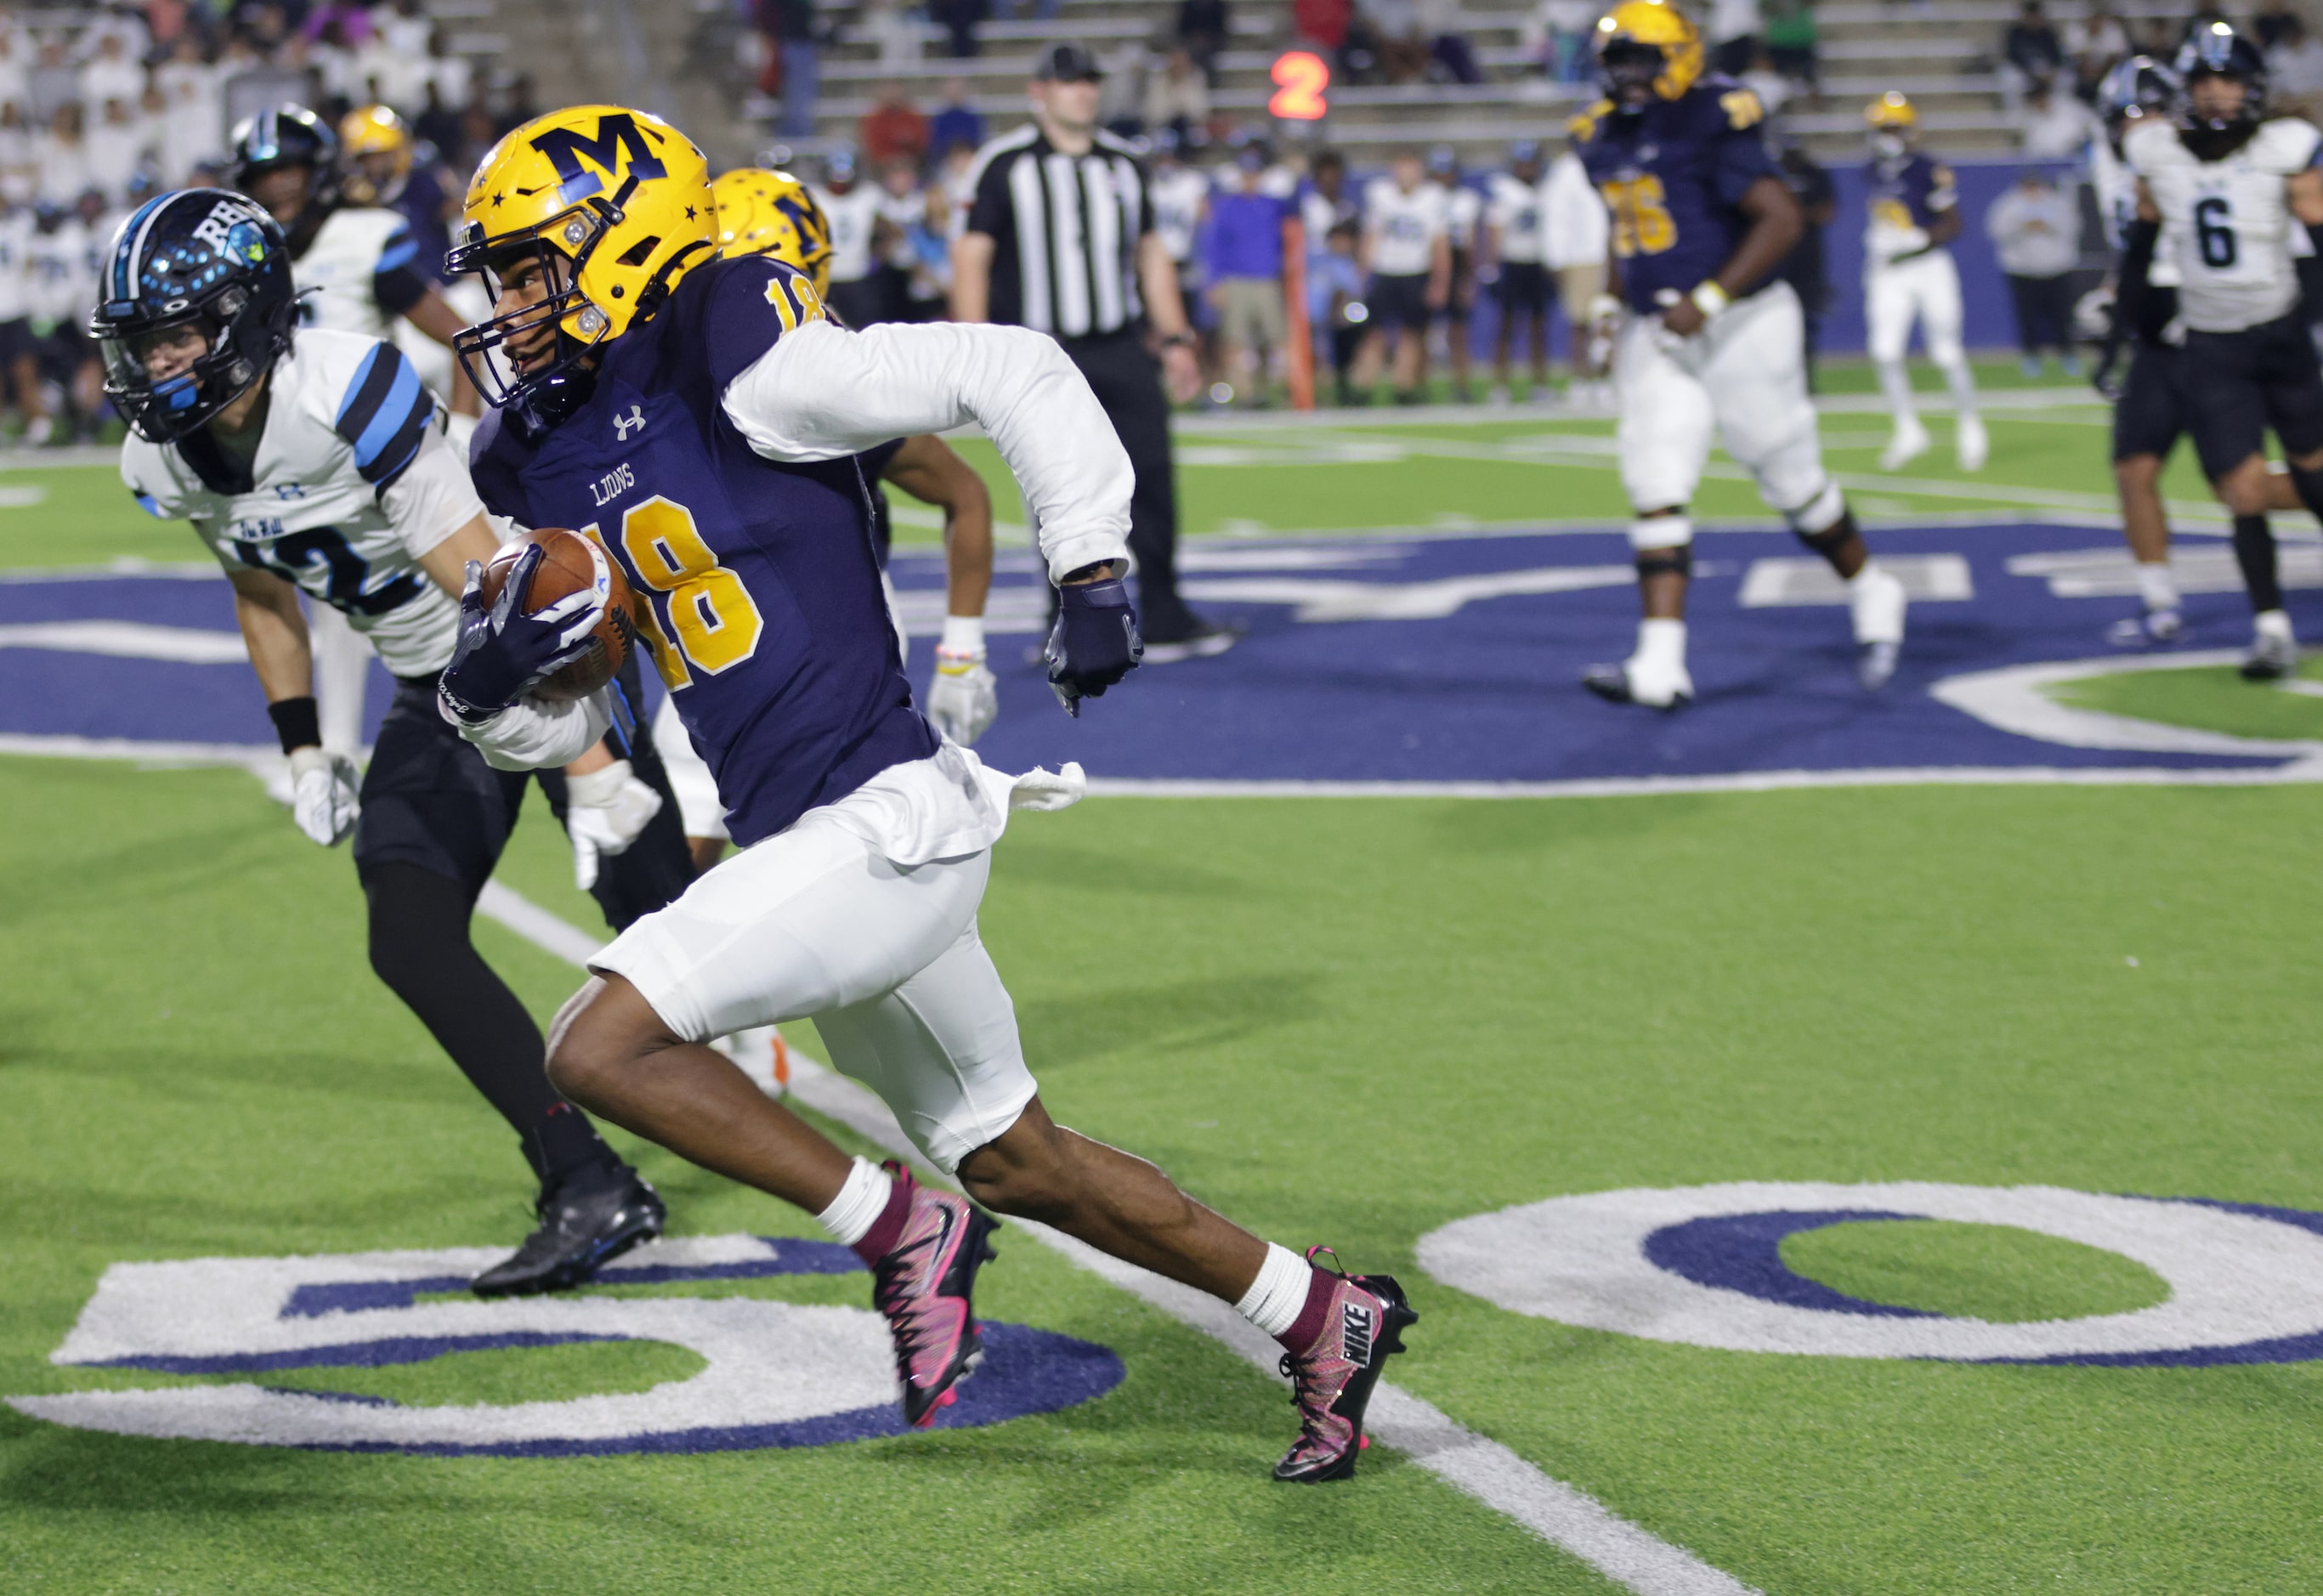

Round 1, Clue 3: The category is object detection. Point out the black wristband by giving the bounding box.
[267,695,321,755]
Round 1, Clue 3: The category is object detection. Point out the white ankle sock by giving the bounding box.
[2136,561,2179,613]
[1634,617,1687,672]
[814,1156,893,1247]
[1235,1242,1314,1337]
[2256,608,2295,643]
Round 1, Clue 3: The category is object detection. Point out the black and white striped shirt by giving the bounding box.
[964,124,1150,340]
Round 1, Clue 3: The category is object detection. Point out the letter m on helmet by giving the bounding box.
[530,113,669,206]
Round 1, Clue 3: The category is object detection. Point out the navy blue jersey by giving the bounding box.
[469,255,938,847]
[860,435,906,569]
[1866,152,1956,241]
[1573,79,1779,314]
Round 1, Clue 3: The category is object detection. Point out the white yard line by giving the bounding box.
[471,880,1762,1596]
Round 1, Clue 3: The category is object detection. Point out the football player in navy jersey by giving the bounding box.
[1574,0,1907,707]
[437,105,1416,1476]
[1861,93,1986,473]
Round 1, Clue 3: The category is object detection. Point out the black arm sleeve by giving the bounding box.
[2116,219,2175,343]
[2300,224,2323,324]
[373,263,431,318]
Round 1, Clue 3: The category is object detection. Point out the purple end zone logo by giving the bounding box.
[1419,1183,2323,1367]
[8,1235,1124,1455]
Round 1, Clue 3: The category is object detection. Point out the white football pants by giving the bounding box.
[1614,280,1840,530]
[1866,252,1976,421]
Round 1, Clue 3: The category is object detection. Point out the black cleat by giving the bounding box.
[471,1162,666,1298]
[1272,1247,1419,1483]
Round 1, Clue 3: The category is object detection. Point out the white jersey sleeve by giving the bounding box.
[450,686,613,772]
[2129,116,2319,331]
[119,329,465,678]
[720,317,1133,585]
[293,207,424,342]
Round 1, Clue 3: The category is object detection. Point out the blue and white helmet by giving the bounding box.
[88,188,297,444]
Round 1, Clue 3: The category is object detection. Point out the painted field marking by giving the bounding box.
[471,881,1762,1596]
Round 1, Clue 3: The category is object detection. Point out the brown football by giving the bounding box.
[477,527,634,702]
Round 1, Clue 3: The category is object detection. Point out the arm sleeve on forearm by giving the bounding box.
[2116,218,2164,339]
[447,688,610,771]
[722,319,1134,585]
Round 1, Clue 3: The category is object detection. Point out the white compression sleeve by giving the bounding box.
[1235,1242,1316,1338]
[815,1156,895,1247]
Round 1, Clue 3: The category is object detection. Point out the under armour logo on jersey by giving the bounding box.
[614,405,646,440]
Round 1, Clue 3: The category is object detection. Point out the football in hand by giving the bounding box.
[477,527,634,701]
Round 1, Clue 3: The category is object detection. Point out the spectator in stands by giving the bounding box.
[1764,0,1818,95]
[2181,0,2231,47]
[0,103,33,207]
[157,34,225,184]
[85,96,146,201]
[2267,17,2323,119]
[1206,144,1289,406]
[2068,3,2128,93]
[1312,218,1366,405]
[28,39,76,127]
[1709,0,1762,78]
[1143,46,1209,147]
[35,103,86,207]
[1775,139,1835,388]
[0,32,27,120]
[761,0,824,133]
[415,81,463,167]
[1367,0,1432,84]
[1986,167,2081,376]
[936,0,988,59]
[1295,0,1354,59]
[861,0,924,68]
[1740,46,1789,116]
[426,27,473,119]
[2001,0,2065,115]
[1096,37,1150,134]
[862,81,929,167]
[930,76,983,156]
[1519,0,1596,82]
[1420,0,1482,83]
[874,156,948,320]
[1300,147,1357,247]
[2136,18,2177,61]
[2019,77,2096,159]
[2256,0,2300,51]
[1177,0,1230,82]
[78,31,142,112]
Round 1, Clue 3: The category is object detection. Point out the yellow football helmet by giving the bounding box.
[339,104,413,205]
[446,105,716,408]
[1594,1,1704,105]
[711,167,833,297]
[1864,91,1918,130]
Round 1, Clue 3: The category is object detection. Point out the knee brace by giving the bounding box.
[1628,513,1693,552]
[1785,482,1848,541]
[1635,545,1693,580]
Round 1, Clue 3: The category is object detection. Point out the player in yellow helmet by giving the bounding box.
[443,105,1415,1471]
[1570,0,1907,705]
[710,167,834,297]
[1861,91,1985,472]
[339,104,414,207]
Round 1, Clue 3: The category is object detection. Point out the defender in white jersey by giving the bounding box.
[99,189,695,1297]
[1484,139,1553,401]
[2124,24,2323,677]
[232,105,482,758]
[1861,93,1986,473]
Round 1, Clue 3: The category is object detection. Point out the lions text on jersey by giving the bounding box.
[1573,77,1777,313]
[2128,116,2323,333]
[292,207,433,340]
[122,329,474,676]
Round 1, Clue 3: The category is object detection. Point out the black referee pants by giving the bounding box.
[1058,330,1199,641]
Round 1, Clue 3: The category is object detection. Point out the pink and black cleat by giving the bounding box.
[1272,1246,1418,1483]
[866,1161,1000,1428]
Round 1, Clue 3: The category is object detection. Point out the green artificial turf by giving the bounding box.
[2049,657,2323,742]
[8,753,2323,1593]
[1780,1220,2171,1323]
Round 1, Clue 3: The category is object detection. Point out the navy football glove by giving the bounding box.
[438,545,605,722]
[1043,574,1143,716]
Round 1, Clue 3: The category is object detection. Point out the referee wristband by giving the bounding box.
[268,695,321,755]
[1690,280,1731,320]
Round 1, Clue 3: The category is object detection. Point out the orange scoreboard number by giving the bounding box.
[1269,51,1329,121]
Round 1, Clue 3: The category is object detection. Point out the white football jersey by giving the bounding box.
[1364,178,1448,276]
[0,207,31,321]
[1149,164,1208,265]
[2128,116,2320,332]
[813,184,884,284]
[1484,171,1545,263]
[293,206,422,341]
[2090,138,2181,286]
[1445,184,1482,253]
[121,329,482,677]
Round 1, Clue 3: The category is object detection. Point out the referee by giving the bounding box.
[952,42,1235,659]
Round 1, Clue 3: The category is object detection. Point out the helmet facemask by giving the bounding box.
[1599,39,1665,112]
[447,203,618,413]
[98,293,270,444]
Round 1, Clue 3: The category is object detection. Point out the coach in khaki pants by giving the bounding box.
[951,41,1238,659]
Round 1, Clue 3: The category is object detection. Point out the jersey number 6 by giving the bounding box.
[2193,195,2238,270]
[601,496,765,689]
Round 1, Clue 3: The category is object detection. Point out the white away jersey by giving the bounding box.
[1364,178,1448,276]
[2090,138,2181,286]
[293,206,426,341]
[1445,184,1482,254]
[0,207,30,321]
[121,329,481,676]
[814,184,884,284]
[1485,171,1545,263]
[2128,116,2320,332]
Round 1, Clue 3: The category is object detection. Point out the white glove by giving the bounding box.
[287,746,360,847]
[564,759,663,891]
[927,648,999,744]
[926,615,999,744]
